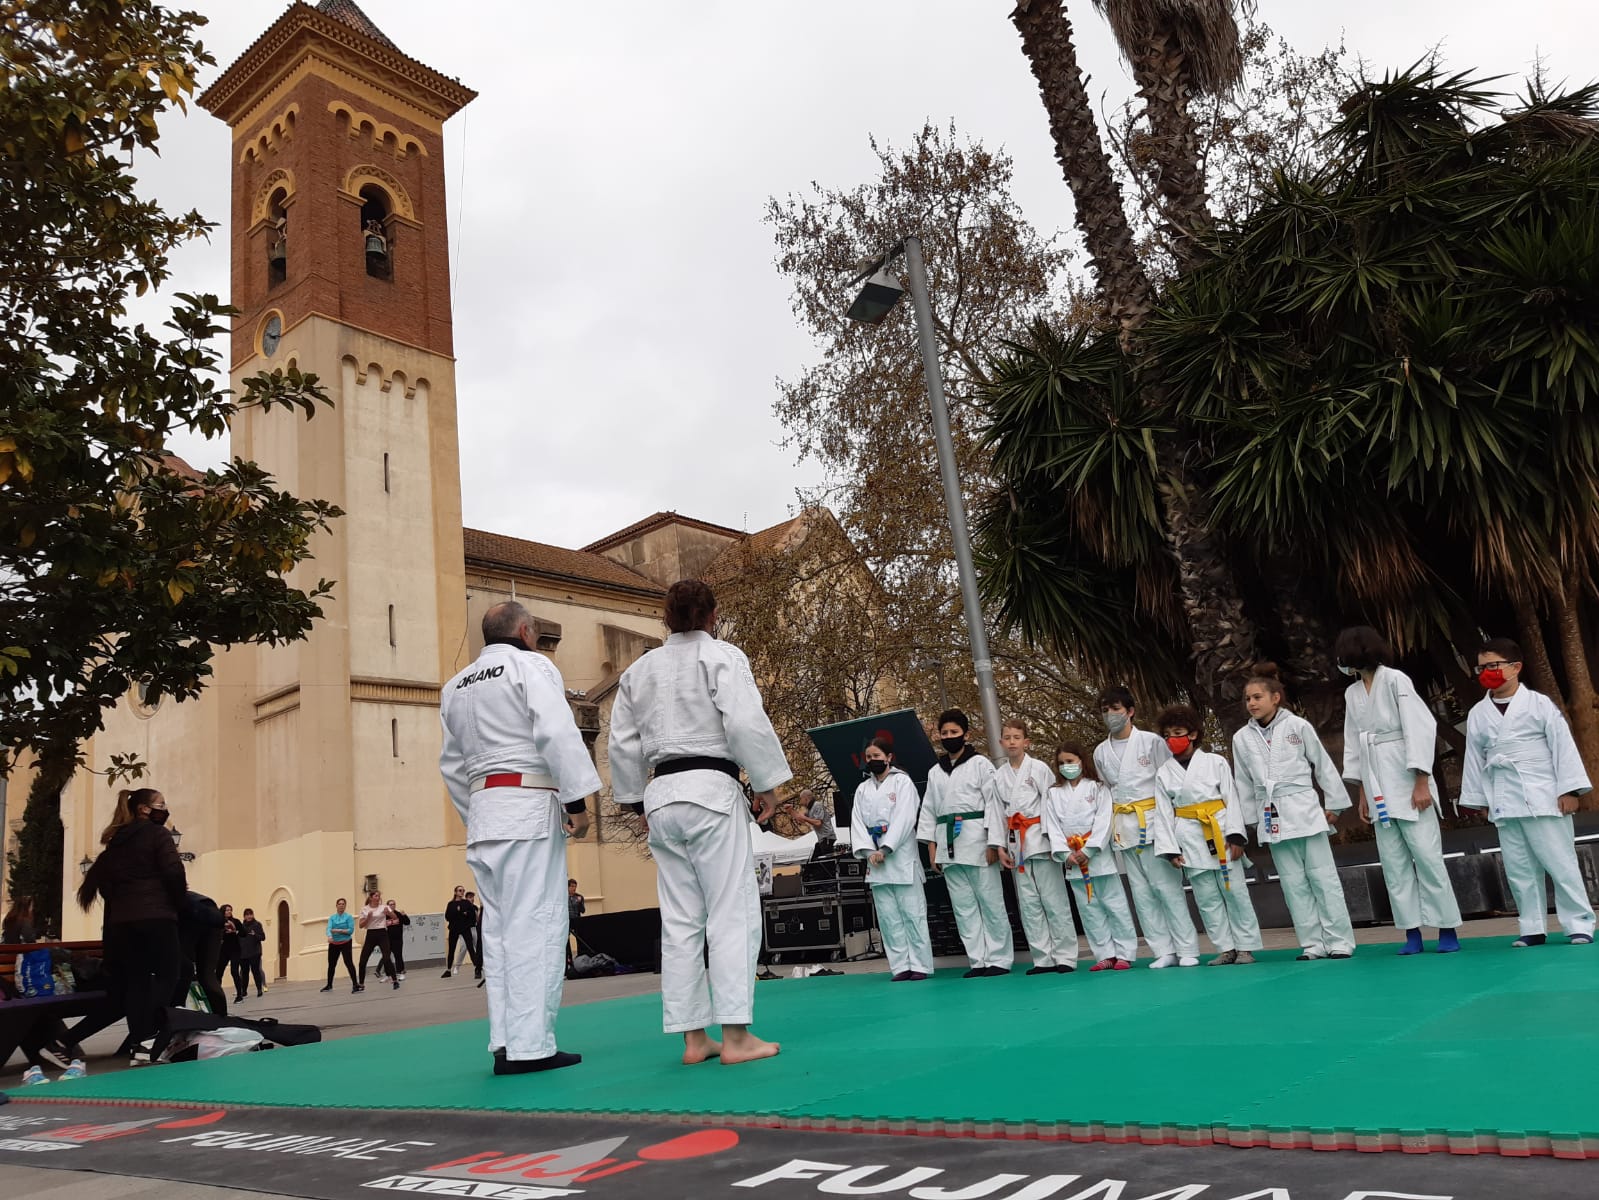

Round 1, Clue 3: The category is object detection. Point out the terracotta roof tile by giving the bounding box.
[156,453,206,483]
[703,513,809,585]
[581,510,746,554]
[464,528,665,595]
[316,0,396,49]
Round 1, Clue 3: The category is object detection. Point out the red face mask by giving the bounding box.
[1478,667,1506,690]
[1165,735,1192,756]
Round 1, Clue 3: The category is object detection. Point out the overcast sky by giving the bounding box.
[147,1,1596,550]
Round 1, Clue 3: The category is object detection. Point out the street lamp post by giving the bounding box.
[847,236,1004,758]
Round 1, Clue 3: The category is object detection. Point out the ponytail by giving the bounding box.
[99,786,159,845]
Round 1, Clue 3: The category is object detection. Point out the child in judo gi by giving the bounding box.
[1153,704,1262,966]
[1231,663,1356,961]
[1459,637,1595,947]
[850,736,934,980]
[917,708,1013,977]
[991,720,1079,974]
[1044,743,1138,971]
[1094,687,1202,968]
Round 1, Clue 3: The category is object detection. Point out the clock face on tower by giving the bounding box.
[261,314,282,356]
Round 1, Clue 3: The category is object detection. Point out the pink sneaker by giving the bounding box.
[1112,959,1133,971]
[1090,959,1114,972]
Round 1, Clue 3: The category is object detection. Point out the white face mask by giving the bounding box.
[1103,712,1128,735]
[1059,763,1082,781]
[1337,664,1358,677]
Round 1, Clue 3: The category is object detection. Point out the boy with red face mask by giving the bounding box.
[1153,705,1262,965]
[1459,637,1594,947]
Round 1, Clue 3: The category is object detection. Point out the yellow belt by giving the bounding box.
[1176,803,1234,889]
[1113,798,1156,849]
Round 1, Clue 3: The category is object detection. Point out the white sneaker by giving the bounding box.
[451,966,460,977]
[1148,953,1179,969]
[1178,956,1200,967]
[396,973,406,982]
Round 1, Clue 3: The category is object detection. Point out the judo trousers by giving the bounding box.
[942,863,1014,970]
[1373,806,1462,930]
[648,801,761,1032]
[465,835,568,1060]
[1070,874,1138,963]
[1273,834,1355,956]
[1187,868,1263,952]
[871,881,933,976]
[1122,849,1200,958]
[1498,815,1596,937]
[1014,857,1079,967]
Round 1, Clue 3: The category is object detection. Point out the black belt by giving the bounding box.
[653,756,741,781]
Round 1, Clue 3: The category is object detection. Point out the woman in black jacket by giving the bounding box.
[76,787,187,1064]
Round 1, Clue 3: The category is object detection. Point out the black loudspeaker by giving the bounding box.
[763,897,845,955]
[841,894,875,934]
[833,787,853,830]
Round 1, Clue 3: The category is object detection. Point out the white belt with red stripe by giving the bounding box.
[469,772,558,793]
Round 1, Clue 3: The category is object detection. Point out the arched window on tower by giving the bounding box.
[360,185,392,280]
[266,188,288,288]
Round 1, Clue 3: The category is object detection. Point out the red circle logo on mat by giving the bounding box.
[636,1130,740,1161]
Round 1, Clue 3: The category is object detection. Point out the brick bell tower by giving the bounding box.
[198,1,476,963]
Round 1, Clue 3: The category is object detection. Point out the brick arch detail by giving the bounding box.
[251,168,297,226]
[342,163,416,222]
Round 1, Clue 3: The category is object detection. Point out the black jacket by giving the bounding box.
[237,919,266,959]
[445,899,476,932]
[83,818,186,924]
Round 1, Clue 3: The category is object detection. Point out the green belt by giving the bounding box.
[935,810,985,859]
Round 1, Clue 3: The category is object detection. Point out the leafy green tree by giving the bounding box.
[2,0,341,760]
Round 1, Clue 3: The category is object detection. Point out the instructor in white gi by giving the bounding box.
[609,579,790,1065]
[439,601,601,1074]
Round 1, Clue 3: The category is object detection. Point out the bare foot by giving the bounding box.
[682,1031,722,1065]
[720,1031,780,1065]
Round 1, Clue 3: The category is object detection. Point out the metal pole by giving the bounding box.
[902,235,1003,759]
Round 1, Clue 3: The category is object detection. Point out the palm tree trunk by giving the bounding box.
[1550,581,1599,804]
[1010,0,1156,345]
[1514,598,1565,705]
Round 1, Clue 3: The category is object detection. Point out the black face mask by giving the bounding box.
[147,808,170,827]
[865,759,889,776]
[940,735,966,756]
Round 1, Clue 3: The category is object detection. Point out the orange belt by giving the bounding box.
[1006,812,1042,873]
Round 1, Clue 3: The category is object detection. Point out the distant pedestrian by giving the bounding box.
[466,891,484,981]
[356,891,398,990]
[442,885,478,978]
[321,898,358,992]
[383,900,410,982]
[236,908,267,999]
[217,903,240,992]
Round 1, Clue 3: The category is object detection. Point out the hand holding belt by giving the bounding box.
[1005,812,1042,873]
[1174,798,1230,888]
[1064,833,1094,901]
[935,810,985,860]
[1112,798,1157,850]
[869,822,889,849]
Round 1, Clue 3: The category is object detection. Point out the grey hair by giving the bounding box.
[482,600,533,641]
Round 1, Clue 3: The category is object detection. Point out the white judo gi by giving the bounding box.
[850,767,933,976]
[1459,685,1595,937]
[990,755,1079,968]
[1341,665,1461,931]
[1045,778,1138,963]
[439,643,602,1061]
[1154,750,1263,953]
[608,630,791,1033]
[1232,711,1355,958]
[917,749,1013,970]
[1094,729,1200,960]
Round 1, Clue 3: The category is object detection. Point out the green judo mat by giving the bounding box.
[18,940,1599,1155]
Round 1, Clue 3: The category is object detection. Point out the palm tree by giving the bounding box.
[1008,0,1265,721]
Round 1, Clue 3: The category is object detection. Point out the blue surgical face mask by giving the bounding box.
[1059,762,1082,781]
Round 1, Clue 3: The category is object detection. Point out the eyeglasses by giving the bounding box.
[1479,661,1518,670]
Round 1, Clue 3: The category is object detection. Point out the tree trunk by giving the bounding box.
[1550,581,1599,806]
[5,743,76,938]
[1118,24,1215,266]
[1514,598,1565,705]
[1011,0,1156,345]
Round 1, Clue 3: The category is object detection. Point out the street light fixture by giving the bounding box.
[169,828,196,864]
[846,237,1003,759]
[78,856,93,876]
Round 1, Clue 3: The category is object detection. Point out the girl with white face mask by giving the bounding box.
[1335,625,1461,956]
[1044,745,1137,970]
[849,737,933,980]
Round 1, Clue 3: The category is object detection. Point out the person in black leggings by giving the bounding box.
[356,891,398,990]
